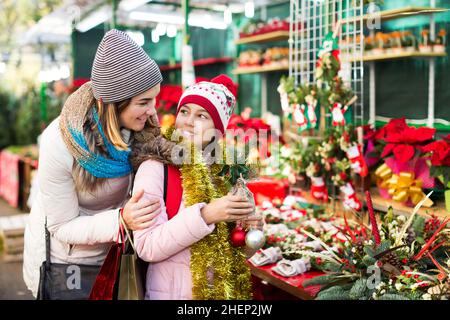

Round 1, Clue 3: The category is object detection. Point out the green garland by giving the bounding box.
[179,143,252,300]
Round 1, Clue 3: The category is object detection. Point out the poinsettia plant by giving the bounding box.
[227,107,273,165]
[421,134,450,188]
[377,118,436,163]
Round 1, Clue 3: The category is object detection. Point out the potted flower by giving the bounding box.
[375,118,436,207]
[421,134,450,212]
[433,29,447,54]
[391,31,403,54]
[419,29,433,53]
[372,32,386,55]
[401,31,416,53]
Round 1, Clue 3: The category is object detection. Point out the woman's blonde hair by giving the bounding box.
[72,98,131,194]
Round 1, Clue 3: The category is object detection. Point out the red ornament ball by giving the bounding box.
[230,226,247,247]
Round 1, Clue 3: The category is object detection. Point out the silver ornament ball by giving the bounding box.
[245,229,265,250]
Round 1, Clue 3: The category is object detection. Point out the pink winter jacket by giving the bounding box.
[133,159,215,300]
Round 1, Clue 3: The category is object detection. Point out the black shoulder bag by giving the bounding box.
[37,220,101,300]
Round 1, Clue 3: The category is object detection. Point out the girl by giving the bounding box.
[132,75,263,300]
[23,29,174,298]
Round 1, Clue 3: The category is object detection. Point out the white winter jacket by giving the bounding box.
[23,117,131,297]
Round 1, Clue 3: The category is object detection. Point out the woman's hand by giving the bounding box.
[122,189,161,231]
[200,194,254,225]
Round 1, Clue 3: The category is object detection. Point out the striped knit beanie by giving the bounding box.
[91,29,162,103]
[177,75,237,134]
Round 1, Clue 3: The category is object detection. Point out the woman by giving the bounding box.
[131,75,263,300]
[23,29,174,298]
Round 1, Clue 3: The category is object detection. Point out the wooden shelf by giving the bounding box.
[342,51,447,62]
[342,6,449,24]
[362,188,449,219]
[159,57,233,72]
[235,30,290,45]
[233,64,289,75]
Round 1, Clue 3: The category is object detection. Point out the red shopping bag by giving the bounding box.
[89,222,125,300]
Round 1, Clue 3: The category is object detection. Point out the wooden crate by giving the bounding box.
[19,157,38,212]
[0,214,28,262]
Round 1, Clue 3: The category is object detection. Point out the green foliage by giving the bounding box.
[349,278,368,299]
[0,89,18,149]
[323,261,343,272]
[0,84,63,148]
[14,88,42,145]
[405,291,424,300]
[316,286,351,300]
[303,274,339,287]
[375,239,392,256]
[430,164,450,188]
[362,255,377,267]
[364,246,376,258]
[378,293,411,300]
[384,206,395,224]
[412,215,426,238]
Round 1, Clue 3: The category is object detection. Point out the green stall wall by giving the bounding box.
[72,23,231,86]
[234,2,290,117]
[71,0,449,129]
[364,0,450,129]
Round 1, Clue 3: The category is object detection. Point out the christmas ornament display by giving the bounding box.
[245,229,266,250]
[230,226,247,247]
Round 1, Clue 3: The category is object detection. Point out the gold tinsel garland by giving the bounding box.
[179,142,253,300]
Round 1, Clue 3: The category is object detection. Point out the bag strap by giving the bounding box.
[163,164,183,220]
[119,214,137,254]
[163,164,168,205]
[44,217,51,269]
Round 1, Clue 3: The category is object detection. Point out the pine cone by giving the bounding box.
[381,252,402,269]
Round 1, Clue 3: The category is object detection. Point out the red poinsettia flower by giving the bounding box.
[156,84,183,111]
[421,140,450,166]
[363,124,377,140]
[380,118,436,163]
[246,118,271,131]
[375,118,408,140]
[384,127,436,144]
[227,114,244,129]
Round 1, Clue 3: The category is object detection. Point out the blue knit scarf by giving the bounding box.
[60,83,132,179]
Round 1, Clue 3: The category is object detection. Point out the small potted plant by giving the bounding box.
[365,35,374,55]
[384,33,393,54]
[401,31,416,53]
[421,134,450,213]
[433,29,447,53]
[419,29,433,53]
[373,32,385,55]
[391,31,403,54]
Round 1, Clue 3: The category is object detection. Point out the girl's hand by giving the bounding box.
[122,189,161,231]
[200,194,254,225]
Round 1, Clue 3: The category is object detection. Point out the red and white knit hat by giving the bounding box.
[176,74,237,134]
